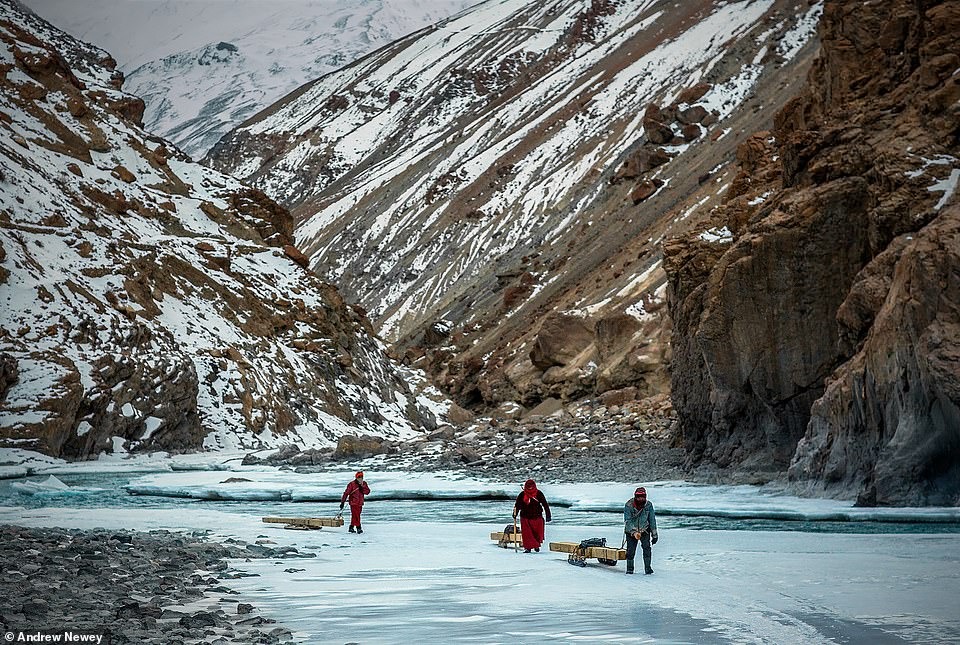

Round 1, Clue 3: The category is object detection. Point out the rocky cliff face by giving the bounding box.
[664,0,959,504]
[206,0,822,416]
[0,0,438,459]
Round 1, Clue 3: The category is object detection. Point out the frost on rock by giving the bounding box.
[699,226,733,244]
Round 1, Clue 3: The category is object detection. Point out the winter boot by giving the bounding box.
[348,526,356,533]
[626,559,635,574]
[643,555,653,575]
[357,525,363,534]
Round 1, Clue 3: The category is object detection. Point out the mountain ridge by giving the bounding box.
[0,0,441,459]
[22,0,479,157]
[206,0,822,416]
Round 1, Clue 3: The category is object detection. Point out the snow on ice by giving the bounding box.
[1,465,959,643]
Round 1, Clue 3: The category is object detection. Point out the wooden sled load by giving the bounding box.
[490,530,523,548]
[549,539,626,567]
[262,516,344,530]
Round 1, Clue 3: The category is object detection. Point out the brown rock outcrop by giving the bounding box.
[666,178,872,468]
[0,240,7,285]
[332,434,389,459]
[790,203,960,506]
[629,179,663,204]
[612,148,671,183]
[664,0,960,503]
[228,188,294,247]
[677,105,709,125]
[644,119,674,145]
[112,164,135,183]
[283,244,311,269]
[0,353,16,402]
[530,312,594,370]
[676,83,712,105]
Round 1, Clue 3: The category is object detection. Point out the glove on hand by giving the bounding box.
[339,502,344,510]
[652,535,659,545]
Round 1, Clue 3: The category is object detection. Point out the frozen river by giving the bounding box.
[2,459,959,643]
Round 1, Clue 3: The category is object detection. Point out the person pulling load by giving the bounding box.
[513,479,551,553]
[623,486,658,574]
[340,471,370,534]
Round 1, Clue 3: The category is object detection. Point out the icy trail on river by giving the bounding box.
[2,457,959,643]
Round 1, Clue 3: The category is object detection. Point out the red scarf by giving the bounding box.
[523,480,538,504]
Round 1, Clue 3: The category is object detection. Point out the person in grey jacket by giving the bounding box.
[623,486,658,575]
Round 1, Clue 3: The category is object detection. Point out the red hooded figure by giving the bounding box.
[513,479,551,552]
[340,471,370,533]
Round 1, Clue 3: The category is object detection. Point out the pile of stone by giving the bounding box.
[0,526,308,644]
[259,393,685,484]
[396,394,683,482]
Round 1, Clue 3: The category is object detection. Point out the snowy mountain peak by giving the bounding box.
[22,0,480,157]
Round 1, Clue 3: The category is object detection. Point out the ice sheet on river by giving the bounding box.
[123,470,960,523]
[9,474,71,495]
[0,447,243,475]
[1,503,958,644]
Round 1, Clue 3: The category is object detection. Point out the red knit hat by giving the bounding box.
[635,487,646,496]
[355,471,364,478]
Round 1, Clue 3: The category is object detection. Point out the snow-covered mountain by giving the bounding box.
[22,0,478,157]
[207,0,822,410]
[206,0,960,506]
[0,0,443,459]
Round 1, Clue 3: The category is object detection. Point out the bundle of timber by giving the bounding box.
[262,516,345,530]
[490,529,522,548]
[549,540,626,567]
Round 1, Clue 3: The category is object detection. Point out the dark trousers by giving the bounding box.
[625,531,651,563]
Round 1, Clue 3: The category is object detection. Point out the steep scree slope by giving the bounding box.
[207,0,822,414]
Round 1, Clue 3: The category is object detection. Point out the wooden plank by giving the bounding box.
[262,516,344,528]
[549,542,627,561]
[490,532,523,542]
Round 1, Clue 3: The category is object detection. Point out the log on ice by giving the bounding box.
[262,516,344,528]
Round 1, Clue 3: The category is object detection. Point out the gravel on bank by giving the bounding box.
[0,525,313,644]
[268,395,706,486]
[260,394,789,488]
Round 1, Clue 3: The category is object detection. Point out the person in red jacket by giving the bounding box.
[513,478,551,553]
[340,471,370,533]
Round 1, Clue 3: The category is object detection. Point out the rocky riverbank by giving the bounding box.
[0,526,311,644]
[247,394,789,488]
[248,396,672,481]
